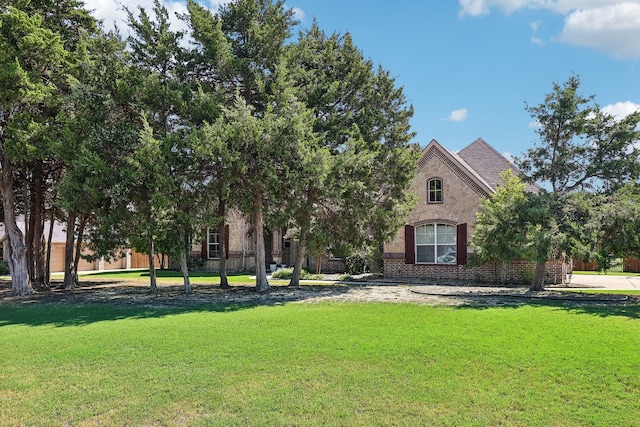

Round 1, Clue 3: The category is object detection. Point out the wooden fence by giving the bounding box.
[624,258,640,273]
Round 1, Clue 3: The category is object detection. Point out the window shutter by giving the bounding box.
[404,225,415,264]
[201,233,207,260]
[224,224,230,259]
[457,223,467,265]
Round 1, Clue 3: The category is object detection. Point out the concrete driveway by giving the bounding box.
[566,273,640,290]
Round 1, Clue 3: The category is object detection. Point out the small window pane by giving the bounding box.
[428,179,443,203]
[208,230,220,259]
[437,245,456,264]
[438,224,455,244]
[416,227,427,245]
[417,245,435,263]
[424,225,435,244]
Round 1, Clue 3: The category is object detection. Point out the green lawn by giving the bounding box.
[1,301,639,426]
[74,269,287,285]
[564,289,640,295]
[573,270,640,277]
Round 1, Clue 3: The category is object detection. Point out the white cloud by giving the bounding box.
[459,1,638,16]
[503,151,514,162]
[530,19,542,31]
[558,3,640,59]
[602,101,640,119]
[446,108,469,122]
[292,7,305,21]
[458,0,640,59]
[90,0,303,33]
[89,0,193,35]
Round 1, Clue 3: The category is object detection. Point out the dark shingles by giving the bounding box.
[457,138,540,193]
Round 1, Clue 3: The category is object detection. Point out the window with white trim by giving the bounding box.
[208,229,220,259]
[416,223,456,264]
[428,178,443,203]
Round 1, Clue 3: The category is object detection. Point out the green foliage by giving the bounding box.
[344,246,383,275]
[271,267,320,280]
[520,266,535,285]
[472,170,531,265]
[0,260,9,275]
[516,75,640,194]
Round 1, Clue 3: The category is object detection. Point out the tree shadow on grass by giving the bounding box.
[451,292,640,320]
[0,280,355,327]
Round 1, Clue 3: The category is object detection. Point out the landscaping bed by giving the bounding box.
[2,277,637,308]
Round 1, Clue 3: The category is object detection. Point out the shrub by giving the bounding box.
[272,267,321,280]
[521,266,535,285]
[344,246,383,275]
[0,260,8,275]
[344,254,367,275]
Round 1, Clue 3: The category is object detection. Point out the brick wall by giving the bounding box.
[384,254,569,285]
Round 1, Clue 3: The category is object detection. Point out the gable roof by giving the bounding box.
[418,139,495,197]
[457,137,540,193]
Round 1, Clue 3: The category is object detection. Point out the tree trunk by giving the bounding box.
[253,190,269,293]
[529,261,546,292]
[180,250,191,295]
[33,169,47,290]
[218,199,229,289]
[72,215,88,285]
[148,235,157,294]
[499,260,507,285]
[1,161,33,296]
[45,207,54,287]
[63,211,77,290]
[289,230,306,287]
[26,181,35,284]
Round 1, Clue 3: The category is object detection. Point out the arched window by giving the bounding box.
[428,178,442,203]
[415,223,456,264]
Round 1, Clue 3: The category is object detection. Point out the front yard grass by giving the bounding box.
[573,270,640,277]
[1,301,639,426]
[73,269,288,285]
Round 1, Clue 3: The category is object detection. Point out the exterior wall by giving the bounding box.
[384,146,488,266]
[47,244,155,273]
[306,255,346,274]
[384,256,568,285]
[383,143,569,285]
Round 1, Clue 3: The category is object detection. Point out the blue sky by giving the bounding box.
[91,0,640,159]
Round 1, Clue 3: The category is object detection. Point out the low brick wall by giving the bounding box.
[383,254,568,285]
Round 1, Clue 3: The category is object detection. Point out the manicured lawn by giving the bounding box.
[564,289,640,295]
[74,269,287,285]
[573,270,640,277]
[1,301,639,426]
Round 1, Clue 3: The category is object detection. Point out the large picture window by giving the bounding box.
[208,229,220,259]
[416,223,456,264]
[428,178,442,203]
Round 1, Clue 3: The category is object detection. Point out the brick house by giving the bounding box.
[191,209,345,274]
[383,138,568,284]
[0,218,159,273]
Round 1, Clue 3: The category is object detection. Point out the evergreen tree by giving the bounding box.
[0,5,69,295]
[513,75,640,290]
[285,24,418,285]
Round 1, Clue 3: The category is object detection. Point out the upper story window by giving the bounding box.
[428,178,442,203]
[415,223,456,264]
[208,229,220,259]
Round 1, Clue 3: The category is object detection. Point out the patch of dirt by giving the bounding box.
[1,278,637,308]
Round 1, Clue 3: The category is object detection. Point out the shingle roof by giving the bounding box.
[419,139,495,196]
[457,137,540,193]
